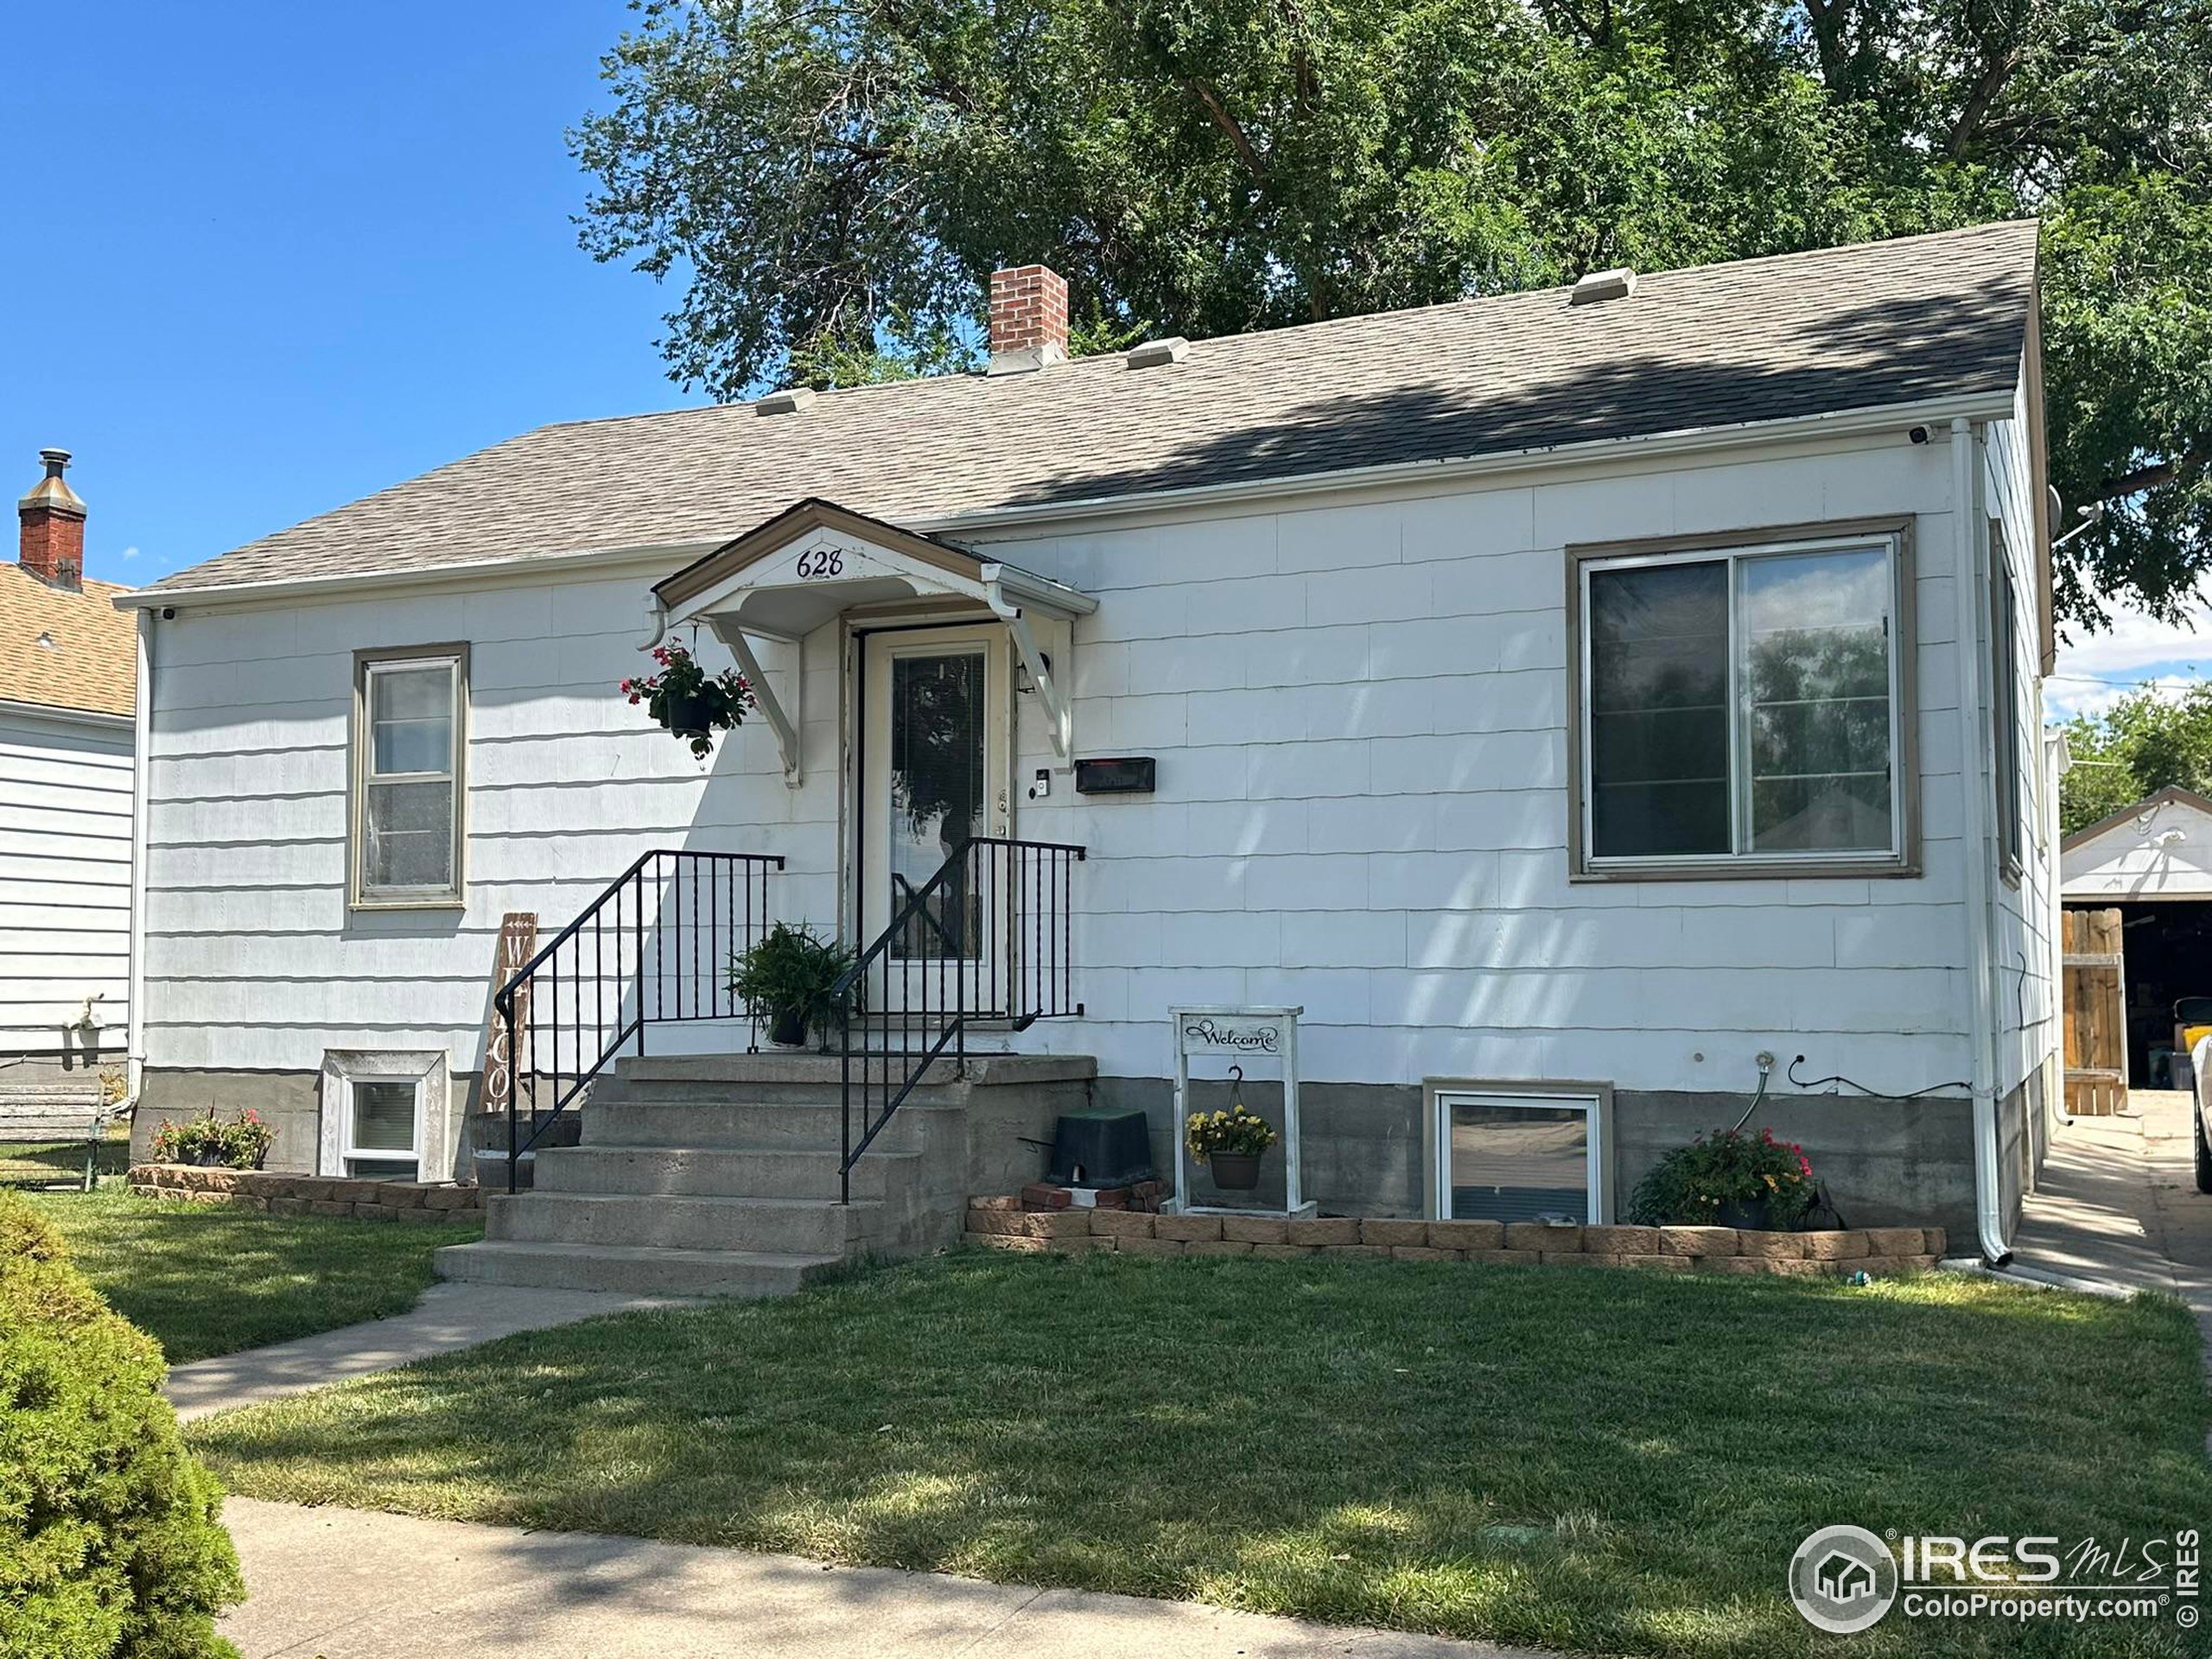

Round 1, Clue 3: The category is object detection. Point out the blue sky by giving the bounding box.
[4,2,2196,715]
[3,2,694,588]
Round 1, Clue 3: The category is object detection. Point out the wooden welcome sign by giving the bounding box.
[478,912,538,1113]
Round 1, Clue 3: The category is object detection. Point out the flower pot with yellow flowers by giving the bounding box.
[1185,1088,1280,1192]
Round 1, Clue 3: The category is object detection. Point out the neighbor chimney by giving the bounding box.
[987,264,1069,375]
[19,448,86,591]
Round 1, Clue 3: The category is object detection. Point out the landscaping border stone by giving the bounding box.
[963,1198,1945,1276]
[129,1164,481,1221]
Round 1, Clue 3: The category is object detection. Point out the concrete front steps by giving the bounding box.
[436,1051,1093,1298]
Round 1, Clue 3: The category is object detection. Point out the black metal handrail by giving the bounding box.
[494,848,783,1192]
[831,836,1085,1201]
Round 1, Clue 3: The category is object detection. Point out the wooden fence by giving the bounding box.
[2062,907,2126,1116]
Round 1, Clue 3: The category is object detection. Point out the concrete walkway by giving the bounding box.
[166,1282,677,1421]
[217,1497,1546,1659]
[2012,1090,2212,1343]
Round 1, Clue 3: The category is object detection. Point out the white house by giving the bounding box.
[118,223,2057,1283]
[3,449,136,1078]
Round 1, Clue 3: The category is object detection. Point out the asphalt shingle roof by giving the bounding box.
[148,220,2038,598]
[0,565,136,717]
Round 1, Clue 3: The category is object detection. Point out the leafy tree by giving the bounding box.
[573,0,2212,626]
[2059,684,2212,837]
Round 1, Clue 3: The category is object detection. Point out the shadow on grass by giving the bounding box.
[24,1186,480,1363]
[194,1254,2211,1659]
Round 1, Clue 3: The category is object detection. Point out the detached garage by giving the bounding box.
[2059,785,2212,1100]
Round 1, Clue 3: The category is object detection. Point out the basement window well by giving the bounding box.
[1426,1084,1609,1224]
[318,1050,448,1181]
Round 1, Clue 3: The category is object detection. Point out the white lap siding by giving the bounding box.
[142,428,1999,1103]
[141,579,836,1073]
[982,431,1981,1096]
[0,708,134,1057]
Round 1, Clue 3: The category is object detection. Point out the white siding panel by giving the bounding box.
[0,710,133,1055]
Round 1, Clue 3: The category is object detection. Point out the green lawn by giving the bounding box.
[24,1186,479,1363]
[0,1132,131,1188]
[190,1251,2209,1659]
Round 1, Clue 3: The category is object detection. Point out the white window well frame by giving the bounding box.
[1423,1079,1611,1225]
[351,643,468,910]
[317,1050,448,1181]
[1568,519,1918,881]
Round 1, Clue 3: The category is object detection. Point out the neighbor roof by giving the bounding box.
[0,563,135,718]
[2060,785,2212,855]
[147,219,2039,598]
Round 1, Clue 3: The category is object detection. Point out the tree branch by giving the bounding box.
[2096,441,2212,502]
[1179,73,1268,180]
[1947,43,2022,159]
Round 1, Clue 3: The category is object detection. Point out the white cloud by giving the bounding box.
[2045,594,2212,722]
[120,545,140,561]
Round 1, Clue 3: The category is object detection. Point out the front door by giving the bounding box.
[859,624,1012,1013]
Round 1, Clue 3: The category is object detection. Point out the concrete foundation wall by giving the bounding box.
[133,1068,321,1173]
[133,1066,478,1181]
[1096,1073,1977,1239]
[142,1063,1984,1242]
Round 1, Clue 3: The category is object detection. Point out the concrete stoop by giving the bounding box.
[435,1052,1092,1298]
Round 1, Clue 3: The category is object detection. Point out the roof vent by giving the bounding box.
[756,387,817,416]
[1125,336,1191,370]
[1569,268,1637,307]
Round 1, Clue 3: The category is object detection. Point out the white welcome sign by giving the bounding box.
[1169,1005,1311,1217]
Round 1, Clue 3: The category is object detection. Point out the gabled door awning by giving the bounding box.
[649,498,1096,783]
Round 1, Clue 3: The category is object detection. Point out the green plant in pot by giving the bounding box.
[1626,1127,1816,1230]
[730,922,856,1049]
[1185,1073,1279,1192]
[149,1109,277,1170]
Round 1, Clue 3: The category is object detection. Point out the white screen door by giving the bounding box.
[860,624,1012,1012]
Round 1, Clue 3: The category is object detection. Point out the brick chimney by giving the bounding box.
[19,448,86,591]
[987,264,1069,375]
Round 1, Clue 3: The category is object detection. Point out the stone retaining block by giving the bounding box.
[130,1164,481,1220]
[963,1198,1943,1278]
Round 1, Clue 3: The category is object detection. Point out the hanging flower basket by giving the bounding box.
[1185,1066,1279,1192]
[620,641,753,760]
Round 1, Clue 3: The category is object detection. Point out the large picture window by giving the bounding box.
[353,646,467,906]
[1575,527,1910,875]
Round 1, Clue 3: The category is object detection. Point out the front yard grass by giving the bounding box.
[23,1186,478,1363]
[190,1251,2209,1658]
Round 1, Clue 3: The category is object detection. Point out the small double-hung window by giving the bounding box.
[353,646,467,906]
[1574,525,1911,875]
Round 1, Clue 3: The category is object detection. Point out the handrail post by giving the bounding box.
[840,989,852,1205]
[501,991,518,1195]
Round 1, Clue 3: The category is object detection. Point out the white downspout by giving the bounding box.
[123,608,154,1119]
[1951,416,2012,1264]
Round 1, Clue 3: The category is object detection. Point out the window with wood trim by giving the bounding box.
[1575,529,1909,874]
[353,646,467,906]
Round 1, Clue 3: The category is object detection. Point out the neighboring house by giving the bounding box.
[2059,785,2212,1088]
[119,222,2056,1274]
[2,450,137,1077]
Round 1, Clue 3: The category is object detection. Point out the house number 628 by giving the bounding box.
[795,549,844,579]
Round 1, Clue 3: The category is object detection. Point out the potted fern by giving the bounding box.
[730,923,855,1049]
